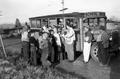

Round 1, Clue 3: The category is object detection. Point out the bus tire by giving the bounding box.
[91,42,109,64]
[90,42,100,63]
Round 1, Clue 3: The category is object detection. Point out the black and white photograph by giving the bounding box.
[0,0,120,79]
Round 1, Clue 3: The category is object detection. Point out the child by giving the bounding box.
[39,32,51,67]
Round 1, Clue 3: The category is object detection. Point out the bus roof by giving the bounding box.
[29,12,106,20]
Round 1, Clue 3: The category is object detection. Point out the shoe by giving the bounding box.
[82,60,88,64]
[99,63,108,67]
[73,60,81,65]
[68,60,74,63]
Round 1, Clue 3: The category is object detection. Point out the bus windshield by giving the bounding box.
[83,17,106,30]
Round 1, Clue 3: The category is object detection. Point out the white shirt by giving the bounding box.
[54,33,61,46]
[63,26,75,44]
[21,31,29,42]
[34,32,39,40]
[38,36,43,49]
[42,26,49,33]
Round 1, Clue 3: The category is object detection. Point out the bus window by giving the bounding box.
[94,18,98,25]
[57,18,63,25]
[41,19,48,27]
[99,18,105,26]
[65,18,78,29]
[31,20,37,28]
[83,18,89,27]
[36,19,41,28]
[57,18,64,28]
[49,18,57,27]
[89,18,95,26]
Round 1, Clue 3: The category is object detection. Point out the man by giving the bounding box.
[29,32,39,65]
[21,26,30,61]
[62,25,75,62]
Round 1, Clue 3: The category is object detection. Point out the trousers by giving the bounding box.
[83,42,91,62]
[22,41,30,61]
[65,42,74,61]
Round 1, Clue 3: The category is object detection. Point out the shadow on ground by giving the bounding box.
[110,55,120,79]
[56,67,88,79]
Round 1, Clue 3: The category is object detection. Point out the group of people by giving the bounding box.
[21,22,109,67]
[21,22,76,67]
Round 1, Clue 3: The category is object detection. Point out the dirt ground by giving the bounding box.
[56,53,120,79]
[1,38,120,79]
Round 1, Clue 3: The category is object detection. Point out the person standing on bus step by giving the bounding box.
[62,25,75,62]
[21,25,30,61]
[83,26,93,63]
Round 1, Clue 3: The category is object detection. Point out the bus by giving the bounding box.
[29,12,110,63]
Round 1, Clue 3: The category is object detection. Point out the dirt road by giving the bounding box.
[56,55,120,79]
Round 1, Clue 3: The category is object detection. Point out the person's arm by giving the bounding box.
[65,28,75,38]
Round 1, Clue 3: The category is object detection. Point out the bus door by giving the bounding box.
[41,18,49,28]
[83,17,106,30]
[36,19,41,28]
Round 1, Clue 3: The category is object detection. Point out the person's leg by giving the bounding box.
[65,43,74,61]
[54,45,58,63]
[32,46,37,65]
[58,46,62,62]
[30,45,36,65]
[22,41,29,61]
[83,42,91,63]
[68,43,74,61]
[41,49,49,66]
[22,42,25,59]
[61,43,66,60]
[26,42,30,61]
[64,43,69,59]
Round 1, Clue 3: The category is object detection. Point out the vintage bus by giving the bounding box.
[29,12,114,63]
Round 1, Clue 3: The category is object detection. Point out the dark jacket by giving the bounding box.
[85,31,93,43]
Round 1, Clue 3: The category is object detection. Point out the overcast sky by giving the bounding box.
[0,0,120,24]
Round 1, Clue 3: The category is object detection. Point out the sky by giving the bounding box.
[0,0,120,24]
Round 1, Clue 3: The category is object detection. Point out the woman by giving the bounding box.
[83,26,93,63]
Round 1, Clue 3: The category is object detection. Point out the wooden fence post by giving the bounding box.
[0,35,7,58]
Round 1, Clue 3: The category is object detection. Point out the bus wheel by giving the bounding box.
[91,42,100,63]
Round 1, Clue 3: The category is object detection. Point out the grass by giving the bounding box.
[0,56,80,79]
[0,38,81,79]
